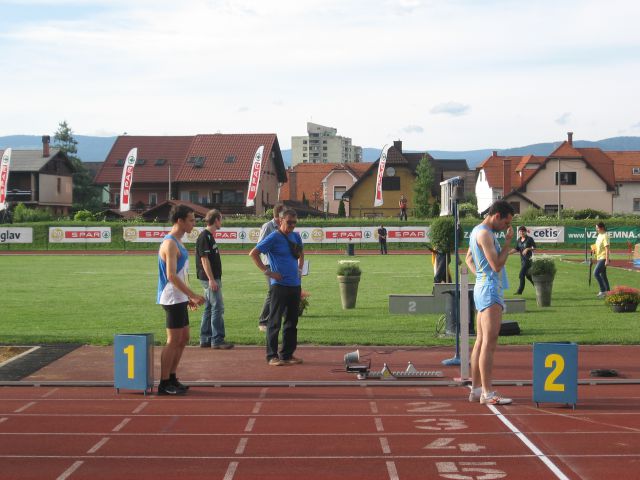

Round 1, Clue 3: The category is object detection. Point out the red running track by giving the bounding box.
[1,384,640,480]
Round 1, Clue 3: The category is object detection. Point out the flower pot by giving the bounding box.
[610,303,638,313]
[337,275,360,309]
[532,274,554,307]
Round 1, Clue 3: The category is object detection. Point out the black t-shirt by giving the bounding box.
[516,235,536,260]
[378,227,387,241]
[196,229,222,280]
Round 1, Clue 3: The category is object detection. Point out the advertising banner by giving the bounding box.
[119,148,138,212]
[49,227,111,243]
[245,145,264,207]
[0,227,33,244]
[565,226,640,244]
[0,148,11,210]
[373,145,389,207]
[122,226,249,244]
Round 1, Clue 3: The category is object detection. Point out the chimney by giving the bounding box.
[393,140,402,153]
[42,135,50,157]
[502,158,511,196]
[492,150,498,157]
[567,131,573,146]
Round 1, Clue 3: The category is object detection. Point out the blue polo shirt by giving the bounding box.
[255,230,302,287]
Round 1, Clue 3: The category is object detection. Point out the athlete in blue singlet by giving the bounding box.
[465,200,515,406]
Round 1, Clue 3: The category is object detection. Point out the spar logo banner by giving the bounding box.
[297,228,325,244]
[0,227,33,244]
[122,227,247,243]
[0,148,11,210]
[49,227,111,243]
[245,145,264,207]
[119,148,138,212]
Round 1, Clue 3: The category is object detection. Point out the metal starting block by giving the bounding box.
[354,362,444,380]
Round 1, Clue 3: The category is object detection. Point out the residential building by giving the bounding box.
[608,152,640,214]
[1,136,74,215]
[94,134,287,216]
[291,122,362,166]
[342,140,473,218]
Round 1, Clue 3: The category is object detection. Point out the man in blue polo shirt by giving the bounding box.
[249,208,304,366]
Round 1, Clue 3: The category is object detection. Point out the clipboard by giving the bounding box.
[301,260,310,276]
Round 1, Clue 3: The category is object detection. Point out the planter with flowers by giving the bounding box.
[604,286,640,313]
[299,290,311,316]
[529,255,557,307]
[337,260,361,309]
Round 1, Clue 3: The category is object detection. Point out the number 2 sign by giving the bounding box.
[533,342,578,408]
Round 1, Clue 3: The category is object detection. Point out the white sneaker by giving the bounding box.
[597,292,606,298]
[480,391,512,405]
[468,387,482,403]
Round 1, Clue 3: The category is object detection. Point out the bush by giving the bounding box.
[572,209,610,220]
[337,260,361,276]
[264,208,273,220]
[604,286,640,306]
[518,207,545,222]
[529,255,557,278]
[73,210,94,221]
[429,216,459,253]
[12,203,53,222]
[458,202,480,218]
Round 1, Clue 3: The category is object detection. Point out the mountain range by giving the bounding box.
[3,134,640,169]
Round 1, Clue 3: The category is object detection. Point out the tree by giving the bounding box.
[53,121,102,212]
[337,199,346,217]
[302,192,309,206]
[413,154,435,218]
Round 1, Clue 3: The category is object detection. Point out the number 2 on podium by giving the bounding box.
[123,345,135,379]
[544,353,565,392]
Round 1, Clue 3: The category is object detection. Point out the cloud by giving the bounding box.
[237,106,249,113]
[631,122,640,130]
[401,125,424,134]
[430,102,470,116]
[555,112,571,125]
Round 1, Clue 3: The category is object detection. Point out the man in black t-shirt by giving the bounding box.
[377,225,388,254]
[510,226,536,295]
[195,209,233,349]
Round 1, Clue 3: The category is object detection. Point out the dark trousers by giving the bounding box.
[266,284,301,361]
[379,239,387,254]
[258,281,272,327]
[400,208,407,220]
[517,257,533,293]
[594,260,610,293]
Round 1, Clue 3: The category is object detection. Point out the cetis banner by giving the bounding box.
[119,148,138,212]
[0,148,11,211]
[49,227,111,243]
[245,145,264,207]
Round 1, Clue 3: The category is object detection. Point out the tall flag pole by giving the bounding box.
[0,148,12,211]
[245,145,265,207]
[119,148,138,212]
[373,144,390,207]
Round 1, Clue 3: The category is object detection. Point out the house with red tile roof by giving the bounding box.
[607,151,640,214]
[93,134,287,216]
[475,132,630,215]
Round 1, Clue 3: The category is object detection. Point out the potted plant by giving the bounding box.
[337,260,361,309]
[299,290,311,316]
[604,286,640,313]
[529,255,557,307]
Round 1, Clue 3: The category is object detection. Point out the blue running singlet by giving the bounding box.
[157,234,189,305]
[469,224,509,312]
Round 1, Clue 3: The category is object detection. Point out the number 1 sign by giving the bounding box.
[533,342,578,408]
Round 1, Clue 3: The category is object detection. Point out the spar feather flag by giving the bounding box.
[373,144,390,207]
[245,145,265,207]
[119,148,138,212]
[0,148,12,211]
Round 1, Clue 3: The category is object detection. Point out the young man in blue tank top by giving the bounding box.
[157,205,205,395]
[465,200,515,406]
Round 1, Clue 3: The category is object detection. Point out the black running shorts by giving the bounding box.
[162,302,190,329]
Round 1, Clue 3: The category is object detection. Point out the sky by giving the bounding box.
[1,0,640,151]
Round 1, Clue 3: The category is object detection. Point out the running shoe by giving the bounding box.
[468,387,482,402]
[268,357,284,366]
[157,383,187,396]
[480,391,512,405]
[170,377,189,391]
[282,356,303,365]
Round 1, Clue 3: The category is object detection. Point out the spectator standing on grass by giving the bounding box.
[256,203,284,332]
[510,226,536,295]
[249,208,304,366]
[196,209,233,350]
[592,222,611,297]
[157,205,204,396]
[378,224,388,254]
[465,200,514,406]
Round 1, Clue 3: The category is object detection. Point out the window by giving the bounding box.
[334,186,346,200]
[509,201,520,214]
[303,140,307,144]
[382,177,400,190]
[149,193,157,206]
[57,177,61,194]
[302,153,307,157]
[323,146,327,150]
[210,191,221,204]
[544,204,563,215]
[155,158,166,166]
[555,172,577,185]
[322,153,327,157]
[303,146,307,151]
[224,155,236,163]
[193,157,205,168]
[115,159,124,166]
[634,198,640,211]
[135,158,146,166]
[189,191,198,203]
[633,167,640,175]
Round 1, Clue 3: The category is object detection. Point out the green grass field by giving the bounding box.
[0,253,638,346]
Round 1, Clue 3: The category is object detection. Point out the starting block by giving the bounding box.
[349,361,443,380]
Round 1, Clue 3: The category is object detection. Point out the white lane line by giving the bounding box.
[386,460,399,480]
[56,460,84,480]
[14,402,36,413]
[41,388,59,398]
[87,437,110,454]
[235,437,248,454]
[259,388,268,399]
[369,402,379,414]
[374,418,384,432]
[132,402,148,414]
[252,402,263,414]
[112,418,131,432]
[487,404,570,480]
[223,461,238,480]
[244,418,256,432]
[379,437,391,454]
